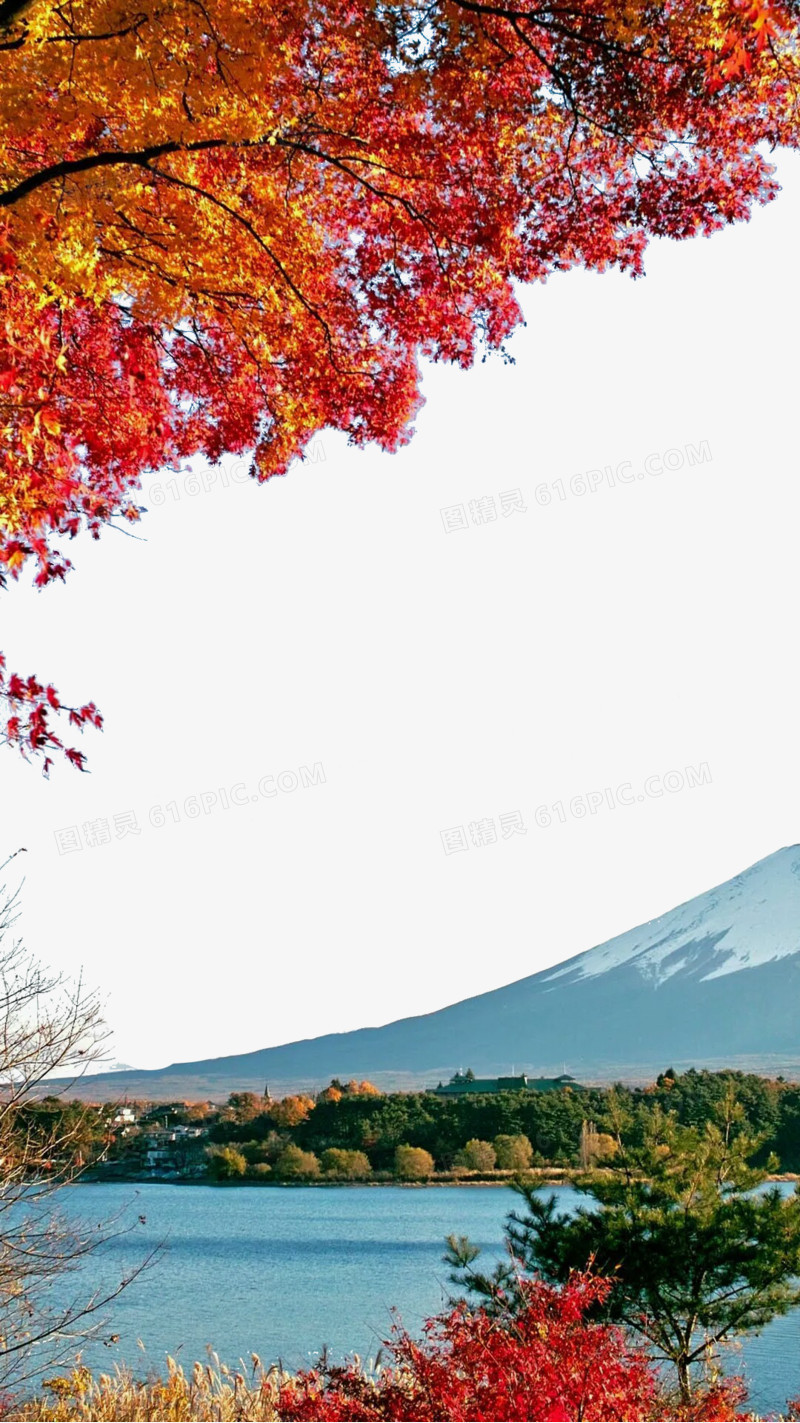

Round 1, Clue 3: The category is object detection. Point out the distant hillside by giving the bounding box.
[62,845,800,1101]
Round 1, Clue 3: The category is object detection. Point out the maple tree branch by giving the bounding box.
[44,16,149,45]
[98,243,184,290]
[0,0,33,30]
[136,160,342,367]
[0,139,212,207]
[452,0,643,52]
[110,205,173,254]
[450,0,674,80]
[276,136,450,278]
[1,128,310,208]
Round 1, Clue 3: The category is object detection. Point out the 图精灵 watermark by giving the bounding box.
[440,489,528,532]
[440,810,527,854]
[439,440,712,533]
[52,761,327,855]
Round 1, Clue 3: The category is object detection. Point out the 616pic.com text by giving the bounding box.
[535,763,712,827]
[146,441,327,506]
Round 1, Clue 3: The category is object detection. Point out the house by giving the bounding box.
[432,1069,578,1096]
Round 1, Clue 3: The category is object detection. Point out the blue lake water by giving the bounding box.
[45,1182,800,1417]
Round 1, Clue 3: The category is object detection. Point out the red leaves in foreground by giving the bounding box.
[0,651,101,776]
[669,1378,750,1422]
[276,1275,745,1422]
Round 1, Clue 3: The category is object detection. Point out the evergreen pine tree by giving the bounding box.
[446,1088,800,1403]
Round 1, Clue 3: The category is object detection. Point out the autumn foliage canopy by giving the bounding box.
[2,0,799,768]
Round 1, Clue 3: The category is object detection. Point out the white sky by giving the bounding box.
[2,149,799,1072]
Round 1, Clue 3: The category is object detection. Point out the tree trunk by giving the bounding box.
[677,1355,692,1405]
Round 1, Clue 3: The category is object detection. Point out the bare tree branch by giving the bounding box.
[0,860,154,1394]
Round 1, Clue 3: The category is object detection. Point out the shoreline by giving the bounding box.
[76,1172,800,1188]
[78,1172,570,1188]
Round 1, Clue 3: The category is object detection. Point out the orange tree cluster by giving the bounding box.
[2,0,800,768]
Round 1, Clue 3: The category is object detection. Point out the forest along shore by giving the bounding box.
[19,1067,800,1188]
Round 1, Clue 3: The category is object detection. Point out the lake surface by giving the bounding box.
[45,1183,800,1416]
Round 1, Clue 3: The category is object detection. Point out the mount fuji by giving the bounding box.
[75,845,800,1098]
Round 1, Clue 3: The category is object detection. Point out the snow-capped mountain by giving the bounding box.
[69,846,800,1098]
[542,844,800,988]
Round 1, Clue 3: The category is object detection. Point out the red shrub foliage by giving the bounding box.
[277,1274,659,1421]
[665,1377,750,1421]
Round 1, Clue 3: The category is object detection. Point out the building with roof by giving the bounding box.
[432,1069,578,1096]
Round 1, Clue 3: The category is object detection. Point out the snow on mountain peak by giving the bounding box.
[542,845,800,989]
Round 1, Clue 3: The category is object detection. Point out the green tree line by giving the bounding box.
[205,1068,800,1177]
[13,1068,800,1182]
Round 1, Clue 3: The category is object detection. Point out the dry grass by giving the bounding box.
[9,1356,288,1421]
[6,1365,795,1423]
[7,1356,793,1423]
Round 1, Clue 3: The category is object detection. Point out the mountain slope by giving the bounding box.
[77,845,800,1098]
